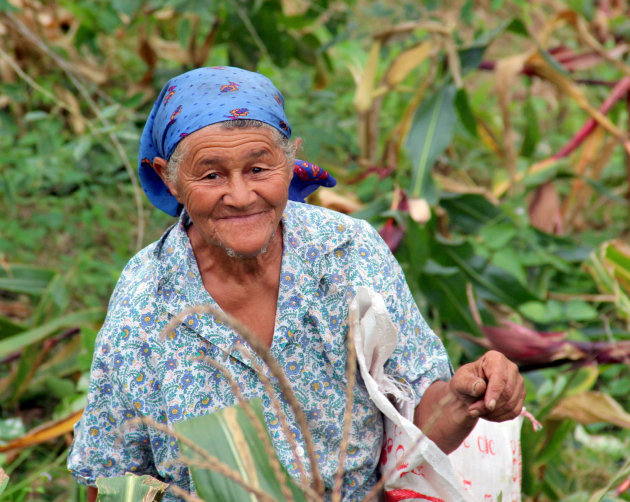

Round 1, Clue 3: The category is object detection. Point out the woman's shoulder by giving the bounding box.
[284,201,383,251]
[109,222,182,305]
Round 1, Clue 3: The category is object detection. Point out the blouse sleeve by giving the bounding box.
[68,261,159,485]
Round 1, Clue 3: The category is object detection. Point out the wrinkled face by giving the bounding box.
[163,124,292,258]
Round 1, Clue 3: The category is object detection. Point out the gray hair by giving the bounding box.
[165,120,297,183]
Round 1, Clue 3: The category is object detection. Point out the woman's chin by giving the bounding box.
[215,234,278,260]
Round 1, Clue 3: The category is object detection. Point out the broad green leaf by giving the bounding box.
[587,248,630,319]
[439,192,502,234]
[520,300,563,324]
[0,308,104,358]
[0,0,17,11]
[459,46,486,75]
[437,242,539,307]
[479,223,517,251]
[520,99,540,157]
[491,248,527,286]
[564,300,598,322]
[0,417,25,441]
[396,217,430,273]
[175,399,306,502]
[506,18,529,36]
[454,88,478,137]
[8,345,40,404]
[0,264,56,296]
[96,473,168,502]
[604,242,630,285]
[419,274,481,335]
[564,366,599,398]
[24,111,48,122]
[405,84,457,201]
[518,299,596,323]
[0,315,25,340]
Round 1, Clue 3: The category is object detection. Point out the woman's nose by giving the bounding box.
[223,175,256,207]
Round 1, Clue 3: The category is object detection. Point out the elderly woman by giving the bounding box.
[68,67,524,501]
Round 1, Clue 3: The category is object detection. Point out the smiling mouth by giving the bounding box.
[221,213,261,220]
[219,210,269,220]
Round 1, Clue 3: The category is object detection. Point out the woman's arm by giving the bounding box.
[414,350,525,454]
[87,486,97,502]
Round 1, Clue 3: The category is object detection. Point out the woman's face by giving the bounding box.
[160,124,292,258]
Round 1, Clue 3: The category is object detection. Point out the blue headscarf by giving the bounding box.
[138,66,336,216]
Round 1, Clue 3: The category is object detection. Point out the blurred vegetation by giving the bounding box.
[1,0,630,500]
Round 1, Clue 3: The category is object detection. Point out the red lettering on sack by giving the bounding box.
[400,464,426,479]
[484,494,494,501]
[463,479,472,489]
[395,444,408,470]
[477,435,496,455]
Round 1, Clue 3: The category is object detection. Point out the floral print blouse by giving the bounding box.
[68,201,451,501]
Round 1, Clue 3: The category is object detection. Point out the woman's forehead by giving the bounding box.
[183,124,279,150]
[180,125,287,167]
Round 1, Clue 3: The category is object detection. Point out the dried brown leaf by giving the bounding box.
[148,36,189,65]
[495,52,531,182]
[315,187,363,214]
[529,181,563,234]
[562,126,606,225]
[280,0,310,16]
[549,391,630,428]
[527,51,630,154]
[0,409,83,452]
[385,41,432,88]
[353,41,381,113]
[138,33,158,69]
[56,86,86,134]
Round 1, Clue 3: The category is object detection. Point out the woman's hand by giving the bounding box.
[414,350,525,454]
[450,350,525,422]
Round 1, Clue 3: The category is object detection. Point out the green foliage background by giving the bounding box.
[1,0,630,500]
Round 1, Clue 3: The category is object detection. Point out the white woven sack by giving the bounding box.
[350,287,522,502]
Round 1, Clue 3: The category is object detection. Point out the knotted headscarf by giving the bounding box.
[138,66,336,216]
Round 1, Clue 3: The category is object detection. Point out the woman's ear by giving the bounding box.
[152,157,180,200]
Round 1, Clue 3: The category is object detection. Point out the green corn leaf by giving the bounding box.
[587,245,630,319]
[175,398,307,502]
[604,242,630,285]
[0,308,104,358]
[96,473,168,502]
[454,88,478,137]
[405,84,457,201]
[0,315,25,340]
[0,264,56,296]
[520,99,540,158]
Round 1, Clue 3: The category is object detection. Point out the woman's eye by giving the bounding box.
[205,172,218,180]
[252,167,263,174]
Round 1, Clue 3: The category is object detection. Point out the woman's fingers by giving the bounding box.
[453,350,525,421]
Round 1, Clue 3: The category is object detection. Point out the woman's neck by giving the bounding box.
[187,223,284,283]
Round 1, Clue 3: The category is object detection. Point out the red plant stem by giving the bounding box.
[552,76,630,160]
